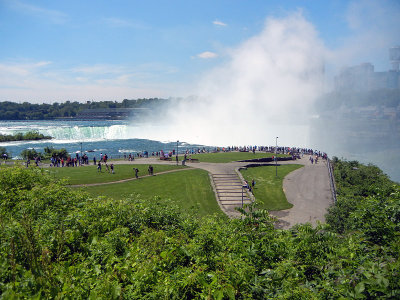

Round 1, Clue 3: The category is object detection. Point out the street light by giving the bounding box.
[275,137,278,177]
[176,140,179,165]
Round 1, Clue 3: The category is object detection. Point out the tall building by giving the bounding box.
[334,47,400,92]
[389,46,400,71]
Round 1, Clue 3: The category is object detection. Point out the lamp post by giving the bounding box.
[176,140,179,165]
[275,137,278,177]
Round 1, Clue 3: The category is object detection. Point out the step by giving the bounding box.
[217,191,247,195]
[213,180,241,183]
[219,197,250,202]
[222,202,251,206]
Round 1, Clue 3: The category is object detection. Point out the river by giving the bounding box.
[0,120,215,159]
[1,119,399,182]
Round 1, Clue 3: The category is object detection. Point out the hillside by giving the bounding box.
[0,159,399,298]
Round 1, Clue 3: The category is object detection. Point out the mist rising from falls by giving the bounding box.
[132,13,326,147]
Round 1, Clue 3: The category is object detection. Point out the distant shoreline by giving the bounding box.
[0,132,52,143]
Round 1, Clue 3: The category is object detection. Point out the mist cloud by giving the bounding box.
[143,12,326,147]
[328,0,400,72]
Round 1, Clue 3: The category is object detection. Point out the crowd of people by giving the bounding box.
[21,145,328,176]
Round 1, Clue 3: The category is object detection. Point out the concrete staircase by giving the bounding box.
[212,173,252,215]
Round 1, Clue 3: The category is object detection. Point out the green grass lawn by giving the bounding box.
[185,152,288,163]
[240,164,303,211]
[81,168,222,217]
[47,164,187,185]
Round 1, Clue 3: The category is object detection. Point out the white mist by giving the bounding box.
[132,13,326,147]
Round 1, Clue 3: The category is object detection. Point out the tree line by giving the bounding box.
[0,131,52,143]
[0,98,167,120]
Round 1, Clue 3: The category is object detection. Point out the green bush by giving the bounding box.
[43,146,68,159]
[20,149,43,160]
[0,147,10,158]
[326,158,399,245]
[0,165,399,298]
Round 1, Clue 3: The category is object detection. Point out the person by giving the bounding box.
[148,165,153,175]
[134,168,139,179]
[105,163,109,173]
[110,164,114,174]
[97,161,101,172]
[93,156,96,165]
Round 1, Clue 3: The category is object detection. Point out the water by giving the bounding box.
[0,120,215,160]
[1,119,399,182]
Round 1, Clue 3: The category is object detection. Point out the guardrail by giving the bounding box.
[327,157,337,203]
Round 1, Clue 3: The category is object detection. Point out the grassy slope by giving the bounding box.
[240,164,303,211]
[47,164,186,185]
[188,152,288,163]
[81,168,222,217]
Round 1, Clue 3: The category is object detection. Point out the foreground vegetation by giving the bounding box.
[0,158,399,298]
[240,164,303,210]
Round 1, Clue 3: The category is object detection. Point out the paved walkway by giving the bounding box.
[109,155,334,228]
[270,158,333,229]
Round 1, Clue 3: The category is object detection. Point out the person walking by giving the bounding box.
[134,168,139,179]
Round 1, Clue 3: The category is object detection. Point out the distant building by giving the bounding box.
[389,46,400,71]
[334,47,400,92]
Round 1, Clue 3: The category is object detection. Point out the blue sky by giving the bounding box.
[0,0,399,103]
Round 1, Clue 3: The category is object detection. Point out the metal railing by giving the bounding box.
[327,157,337,203]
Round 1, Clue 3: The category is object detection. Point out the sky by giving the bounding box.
[0,0,399,103]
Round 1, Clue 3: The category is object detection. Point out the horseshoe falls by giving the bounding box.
[0,120,213,160]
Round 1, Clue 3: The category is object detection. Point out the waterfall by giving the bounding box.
[39,125,131,141]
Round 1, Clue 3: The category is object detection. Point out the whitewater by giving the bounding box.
[0,120,215,159]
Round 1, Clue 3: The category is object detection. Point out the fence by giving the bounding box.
[326,157,337,203]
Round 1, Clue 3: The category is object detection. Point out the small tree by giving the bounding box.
[0,147,10,158]
[43,146,68,159]
[20,149,43,160]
